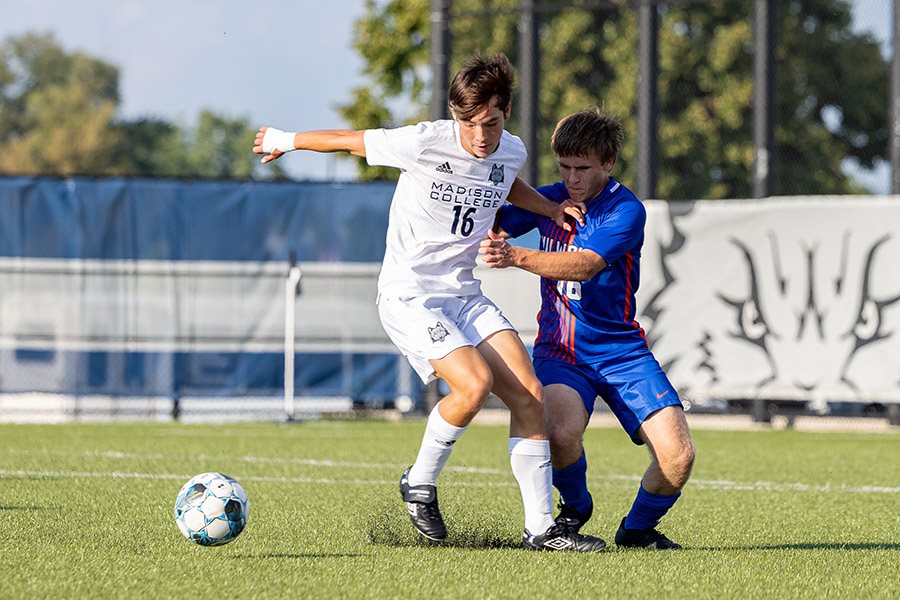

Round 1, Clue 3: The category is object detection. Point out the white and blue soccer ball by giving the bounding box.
[174,472,249,546]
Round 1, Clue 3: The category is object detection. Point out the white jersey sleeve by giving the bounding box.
[363,124,426,171]
[363,121,527,298]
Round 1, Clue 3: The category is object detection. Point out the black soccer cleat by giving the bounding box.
[399,466,447,540]
[554,495,593,533]
[523,523,607,552]
[614,517,682,550]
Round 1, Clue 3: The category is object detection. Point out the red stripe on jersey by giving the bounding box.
[560,296,572,357]
[556,227,578,361]
[622,252,648,344]
[536,278,570,363]
[546,222,567,252]
[567,299,577,356]
[535,223,580,363]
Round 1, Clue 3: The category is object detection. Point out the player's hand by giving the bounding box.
[253,127,282,163]
[253,126,294,163]
[556,198,586,231]
[478,230,516,269]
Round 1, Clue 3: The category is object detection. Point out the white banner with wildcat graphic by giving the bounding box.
[635,196,900,405]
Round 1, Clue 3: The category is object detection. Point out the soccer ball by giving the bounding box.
[174,472,249,546]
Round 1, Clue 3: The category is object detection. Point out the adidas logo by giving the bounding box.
[435,161,453,174]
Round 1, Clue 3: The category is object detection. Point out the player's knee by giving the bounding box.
[454,372,493,411]
[669,441,695,486]
[547,422,582,459]
[547,432,575,461]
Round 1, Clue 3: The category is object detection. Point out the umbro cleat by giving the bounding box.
[399,466,447,540]
[554,495,593,533]
[523,523,607,552]
[614,517,682,549]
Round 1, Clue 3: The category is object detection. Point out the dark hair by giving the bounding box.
[551,107,624,164]
[447,52,515,120]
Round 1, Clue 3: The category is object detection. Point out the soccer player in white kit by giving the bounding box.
[253,52,606,551]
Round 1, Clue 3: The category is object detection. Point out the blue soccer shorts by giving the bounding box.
[534,350,682,445]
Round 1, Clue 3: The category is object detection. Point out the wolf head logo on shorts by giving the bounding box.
[428,321,449,343]
[488,163,504,186]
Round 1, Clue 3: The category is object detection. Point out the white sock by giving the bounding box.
[407,403,467,486]
[509,437,555,535]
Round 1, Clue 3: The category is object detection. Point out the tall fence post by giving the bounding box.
[752,0,777,198]
[637,0,659,200]
[431,0,451,121]
[284,253,302,421]
[891,0,900,194]
[518,0,540,185]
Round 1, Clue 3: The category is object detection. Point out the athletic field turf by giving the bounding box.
[2,419,897,598]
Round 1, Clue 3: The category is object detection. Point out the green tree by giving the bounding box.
[0,33,271,180]
[115,111,273,179]
[184,110,260,179]
[0,33,122,176]
[113,117,187,177]
[338,0,432,180]
[340,0,888,198]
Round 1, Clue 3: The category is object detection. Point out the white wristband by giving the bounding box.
[261,127,296,154]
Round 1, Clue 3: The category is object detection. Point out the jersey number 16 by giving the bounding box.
[451,206,476,236]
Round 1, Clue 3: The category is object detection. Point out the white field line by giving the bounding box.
[2,449,899,494]
[0,469,407,487]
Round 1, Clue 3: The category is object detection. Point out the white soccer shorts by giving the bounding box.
[377,293,516,384]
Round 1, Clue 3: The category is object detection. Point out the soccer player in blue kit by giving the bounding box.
[479,108,695,549]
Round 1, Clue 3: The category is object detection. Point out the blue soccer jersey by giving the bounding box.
[498,177,649,364]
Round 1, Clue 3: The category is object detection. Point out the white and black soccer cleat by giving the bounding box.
[399,466,447,540]
[523,523,607,552]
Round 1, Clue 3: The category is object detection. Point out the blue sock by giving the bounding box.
[623,486,680,530]
[552,451,592,513]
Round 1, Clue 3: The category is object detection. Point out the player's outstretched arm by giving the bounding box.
[479,230,607,281]
[253,126,367,163]
[507,177,585,231]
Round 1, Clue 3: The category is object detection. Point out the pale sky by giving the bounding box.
[1,0,893,190]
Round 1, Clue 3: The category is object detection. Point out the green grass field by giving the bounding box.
[1,419,898,599]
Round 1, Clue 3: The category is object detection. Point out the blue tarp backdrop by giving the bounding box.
[0,176,418,405]
[0,177,396,262]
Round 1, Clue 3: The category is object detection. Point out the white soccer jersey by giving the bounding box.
[364,120,527,297]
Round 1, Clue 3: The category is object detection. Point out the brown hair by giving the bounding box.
[448,52,515,120]
[551,107,624,164]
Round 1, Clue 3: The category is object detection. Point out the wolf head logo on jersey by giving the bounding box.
[638,201,900,404]
[488,164,505,186]
[429,321,449,343]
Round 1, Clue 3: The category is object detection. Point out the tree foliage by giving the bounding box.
[0,33,274,180]
[0,33,121,175]
[340,0,888,198]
